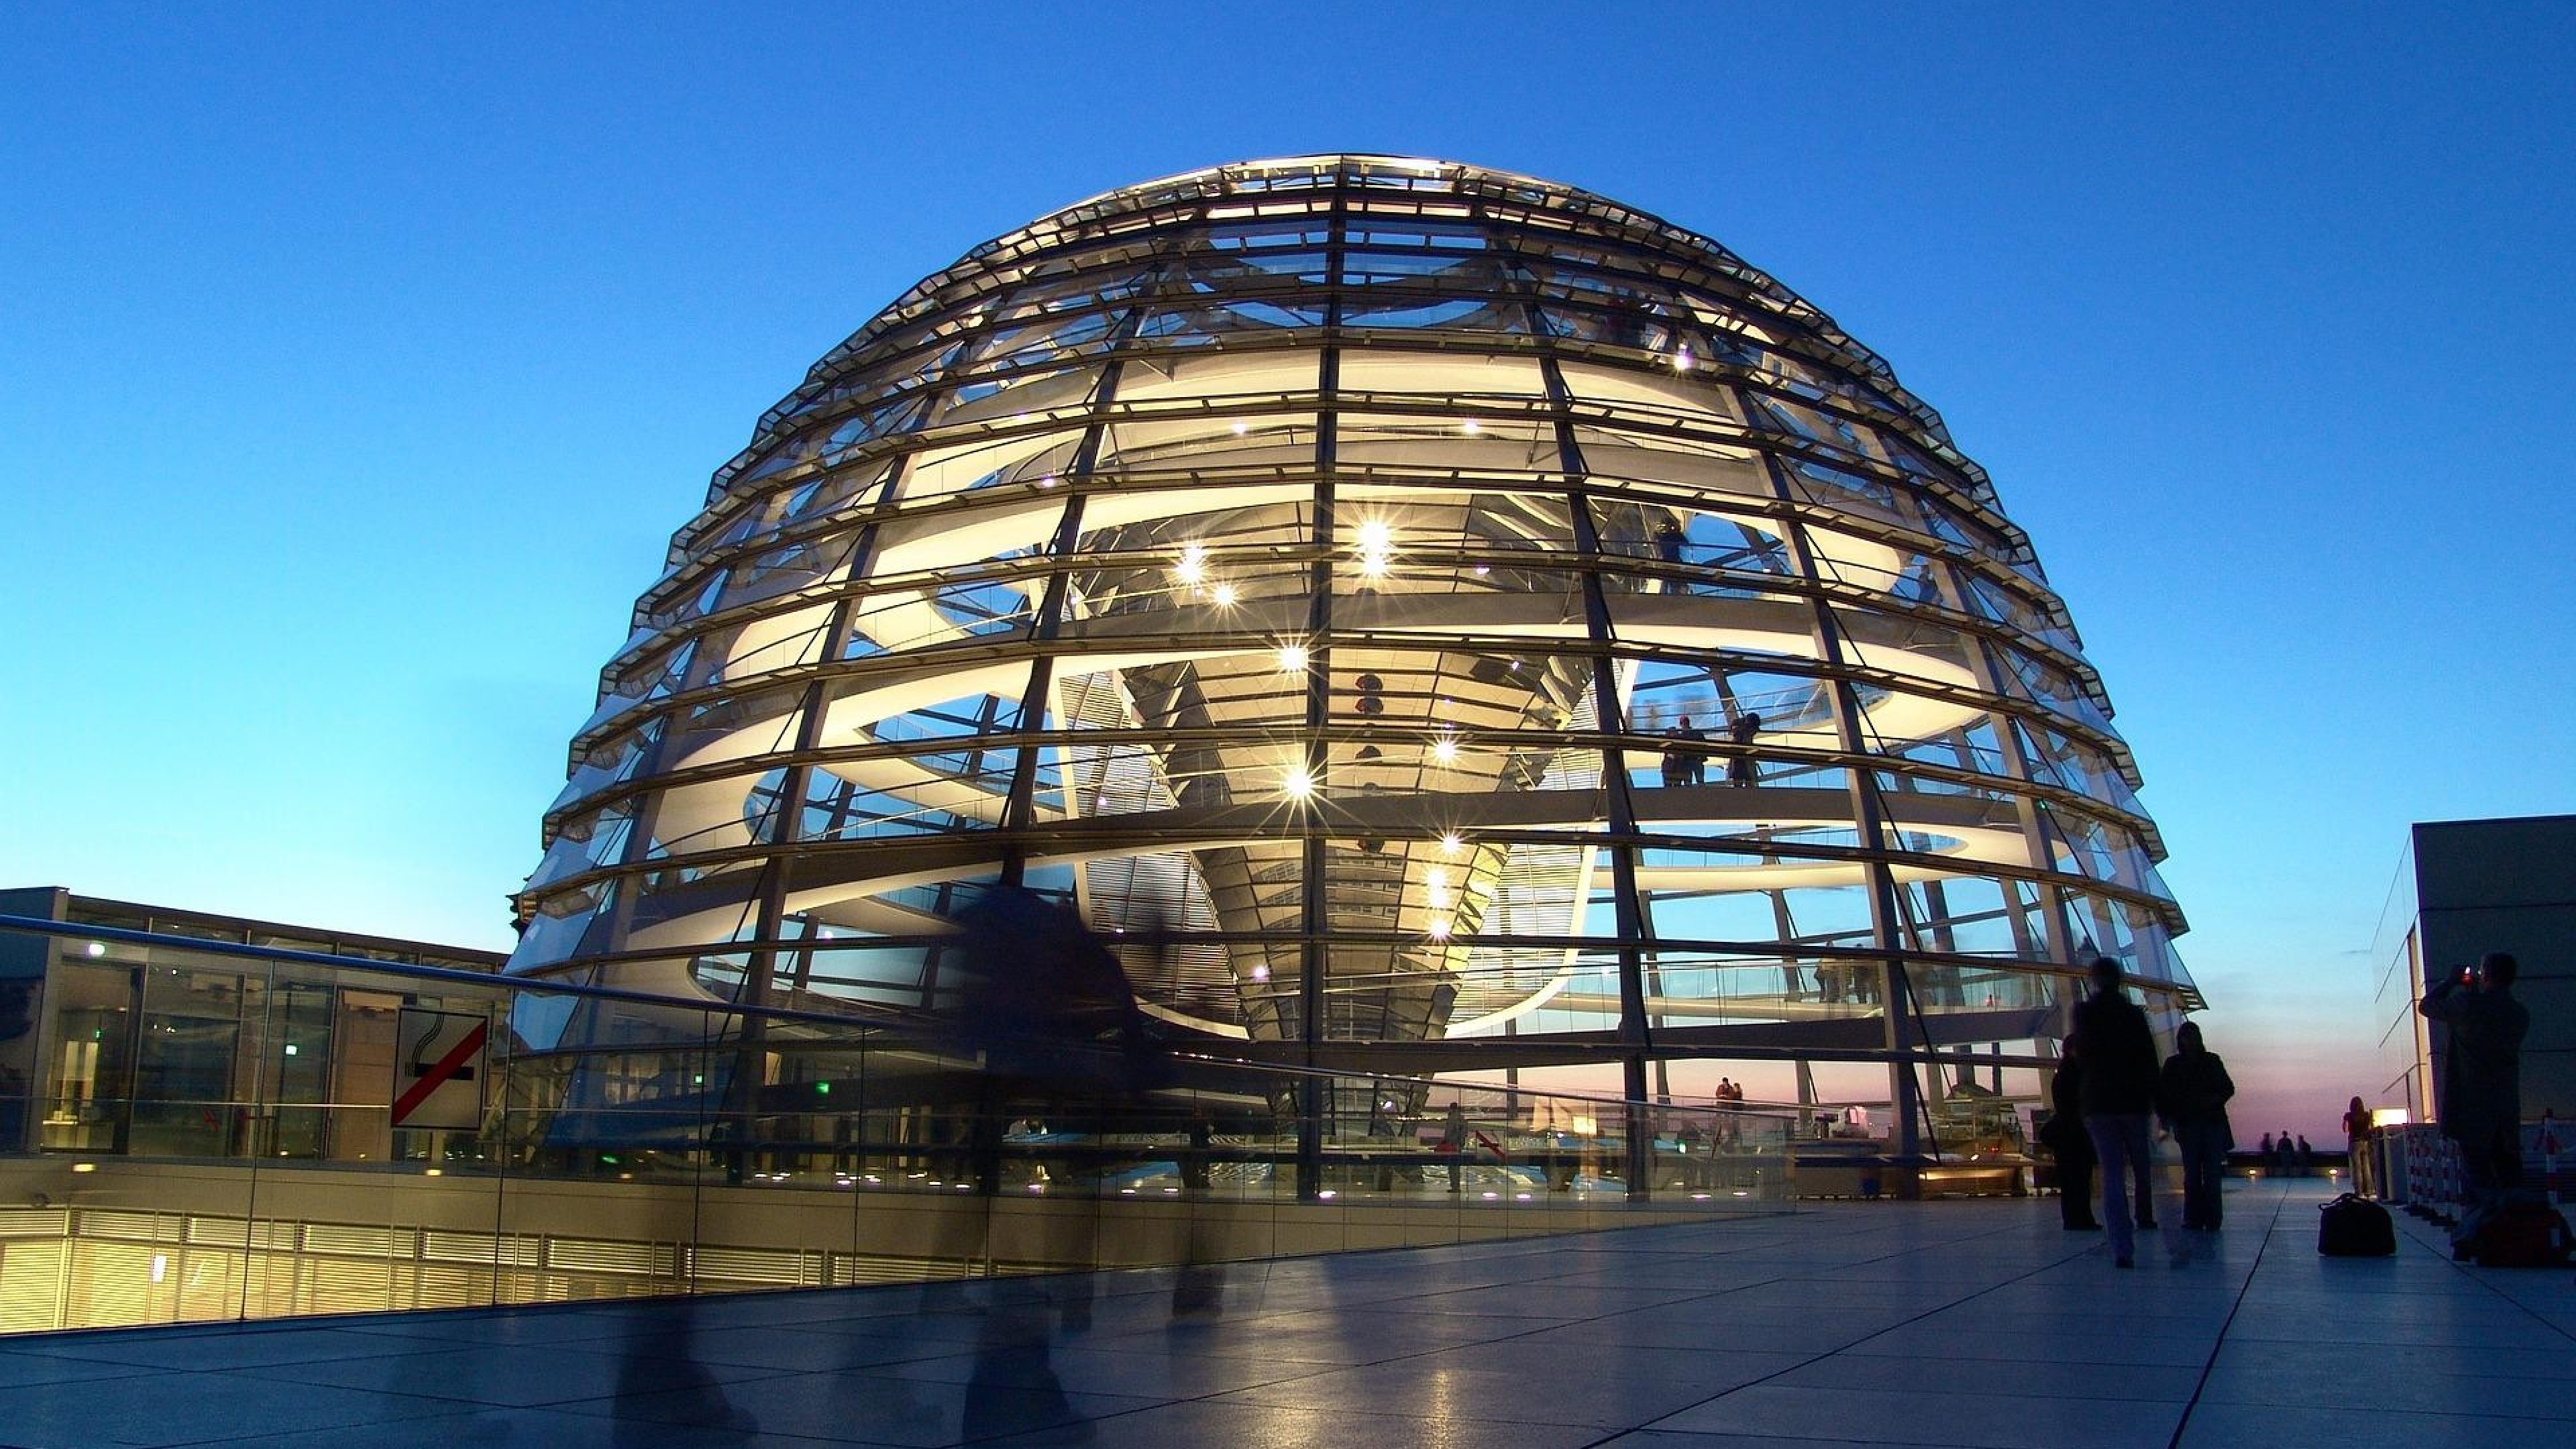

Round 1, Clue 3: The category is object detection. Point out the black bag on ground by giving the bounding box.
[2474,1199,2573,1267]
[2318,1193,2396,1256]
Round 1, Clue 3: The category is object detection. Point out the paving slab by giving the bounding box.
[0,1181,2567,1448]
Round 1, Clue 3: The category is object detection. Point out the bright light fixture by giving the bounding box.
[1282,767,1314,799]
[1176,544,1207,584]
[1354,518,1393,577]
[1432,735,1458,764]
[1277,643,1308,672]
[1211,583,1239,607]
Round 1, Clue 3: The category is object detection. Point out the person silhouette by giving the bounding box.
[2421,954,2529,1257]
[1726,712,1760,787]
[2343,1095,2375,1195]
[2155,1021,2235,1231]
[1440,1102,1469,1193]
[2071,957,2161,1267]
[2046,1041,2100,1231]
[1655,517,1686,565]
[1676,714,1707,785]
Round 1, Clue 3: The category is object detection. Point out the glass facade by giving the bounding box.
[0,913,1770,1334]
[507,155,2196,1157]
[2367,816,2576,1129]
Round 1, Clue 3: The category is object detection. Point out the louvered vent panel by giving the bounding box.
[687,1246,816,1285]
[0,1243,67,1332]
[410,1262,492,1310]
[547,1238,668,1276]
[297,1259,395,1316]
[0,1209,70,1238]
[76,1210,178,1242]
[186,1217,250,1248]
[420,1230,503,1265]
[301,1223,408,1258]
[66,1242,157,1327]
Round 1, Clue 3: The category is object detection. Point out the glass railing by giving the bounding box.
[0,916,1793,1334]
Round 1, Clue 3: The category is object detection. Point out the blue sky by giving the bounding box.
[3,3,2569,1140]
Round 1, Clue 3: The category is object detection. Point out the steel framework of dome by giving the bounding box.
[507,154,2194,1162]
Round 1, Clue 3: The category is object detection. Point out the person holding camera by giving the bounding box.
[2420,952,2530,1259]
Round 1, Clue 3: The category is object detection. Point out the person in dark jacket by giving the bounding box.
[2045,1042,2100,1230]
[2156,1020,2235,1231]
[2420,951,2530,1258]
[2071,955,2161,1267]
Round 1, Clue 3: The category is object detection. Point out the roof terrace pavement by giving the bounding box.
[1,1181,2567,1449]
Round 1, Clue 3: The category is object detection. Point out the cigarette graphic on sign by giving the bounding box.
[392,1009,489,1130]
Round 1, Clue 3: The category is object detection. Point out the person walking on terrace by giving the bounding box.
[2156,1020,2235,1231]
[2072,956,2161,1267]
[2044,1041,2100,1231]
[2421,952,2530,1258]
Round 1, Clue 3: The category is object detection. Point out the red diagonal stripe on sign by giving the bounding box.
[392,1020,488,1126]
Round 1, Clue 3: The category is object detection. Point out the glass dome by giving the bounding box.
[508,155,2192,1109]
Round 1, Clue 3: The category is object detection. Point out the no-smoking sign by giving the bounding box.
[392,1008,490,1130]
